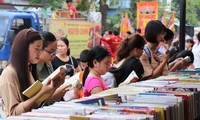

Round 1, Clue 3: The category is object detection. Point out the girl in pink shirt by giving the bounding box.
[83,46,111,97]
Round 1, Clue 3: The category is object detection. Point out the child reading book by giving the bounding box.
[83,46,111,97]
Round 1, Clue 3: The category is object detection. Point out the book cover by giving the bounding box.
[22,80,43,98]
[75,97,106,106]
[42,66,66,84]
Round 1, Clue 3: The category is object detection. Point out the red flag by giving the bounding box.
[167,12,175,32]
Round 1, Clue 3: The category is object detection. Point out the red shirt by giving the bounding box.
[101,41,113,56]
[111,36,122,58]
[101,35,113,55]
[101,36,122,58]
[68,5,77,18]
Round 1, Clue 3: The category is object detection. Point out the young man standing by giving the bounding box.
[66,0,78,19]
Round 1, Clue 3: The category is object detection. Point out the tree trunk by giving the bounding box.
[100,0,108,32]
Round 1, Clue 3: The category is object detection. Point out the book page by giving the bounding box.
[64,72,80,90]
[123,70,139,84]
[42,65,66,84]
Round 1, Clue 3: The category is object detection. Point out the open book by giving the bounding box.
[122,70,139,84]
[22,65,66,106]
[63,72,80,90]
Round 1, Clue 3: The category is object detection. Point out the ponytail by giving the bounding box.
[82,66,90,86]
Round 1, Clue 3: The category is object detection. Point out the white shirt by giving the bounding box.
[102,72,116,88]
[192,42,200,68]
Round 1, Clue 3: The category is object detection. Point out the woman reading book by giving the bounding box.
[140,20,170,80]
[37,31,71,102]
[0,29,64,117]
[109,34,145,86]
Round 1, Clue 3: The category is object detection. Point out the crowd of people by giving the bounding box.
[0,18,199,118]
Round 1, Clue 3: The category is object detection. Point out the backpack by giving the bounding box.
[144,46,152,64]
[65,56,76,76]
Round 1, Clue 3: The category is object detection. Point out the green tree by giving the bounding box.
[76,0,90,11]
[197,0,200,9]
[172,0,199,26]
[185,0,198,26]
[28,0,65,10]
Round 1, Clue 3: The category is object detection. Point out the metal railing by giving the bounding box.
[50,9,88,21]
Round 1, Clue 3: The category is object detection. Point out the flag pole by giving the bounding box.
[179,0,186,51]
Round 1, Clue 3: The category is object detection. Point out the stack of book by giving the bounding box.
[7,70,200,120]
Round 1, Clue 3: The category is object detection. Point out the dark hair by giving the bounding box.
[40,31,56,49]
[87,46,111,68]
[10,29,42,100]
[186,39,194,47]
[66,0,72,3]
[145,20,166,43]
[164,28,174,41]
[136,28,141,33]
[169,50,194,63]
[82,46,111,86]
[108,31,112,35]
[126,31,132,35]
[197,31,200,42]
[117,34,146,61]
[80,49,89,62]
[58,37,70,55]
[113,30,119,36]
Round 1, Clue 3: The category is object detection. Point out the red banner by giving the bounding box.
[0,0,3,3]
[137,2,158,34]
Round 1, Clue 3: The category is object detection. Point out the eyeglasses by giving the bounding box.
[44,49,57,56]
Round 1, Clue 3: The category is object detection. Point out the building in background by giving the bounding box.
[107,0,131,16]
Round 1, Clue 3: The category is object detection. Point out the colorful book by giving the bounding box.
[75,97,106,106]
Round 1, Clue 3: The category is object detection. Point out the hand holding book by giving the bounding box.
[22,66,66,106]
[63,72,80,90]
[49,83,72,101]
[118,70,139,87]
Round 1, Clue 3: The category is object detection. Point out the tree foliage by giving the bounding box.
[171,0,199,26]
[28,0,65,10]
[197,0,200,9]
[76,0,89,11]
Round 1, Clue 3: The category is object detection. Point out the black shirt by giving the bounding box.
[109,57,144,86]
[51,56,78,77]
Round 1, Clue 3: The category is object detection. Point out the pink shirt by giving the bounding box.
[84,76,108,97]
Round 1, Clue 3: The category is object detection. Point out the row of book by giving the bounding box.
[7,70,200,120]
